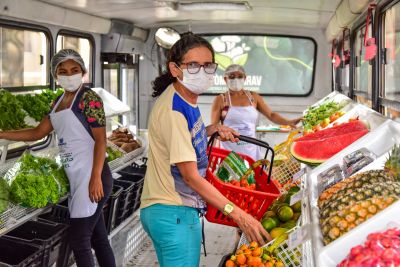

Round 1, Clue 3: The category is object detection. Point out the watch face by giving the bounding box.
[225,203,234,214]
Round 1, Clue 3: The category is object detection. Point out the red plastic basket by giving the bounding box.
[205,145,281,227]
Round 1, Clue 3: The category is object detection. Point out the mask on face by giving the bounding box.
[227,78,245,91]
[57,73,83,92]
[176,67,214,95]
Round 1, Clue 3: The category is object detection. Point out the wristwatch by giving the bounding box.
[223,202,234,216]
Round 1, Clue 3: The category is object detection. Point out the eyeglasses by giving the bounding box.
[228,73,245,79]
[179,62,218,74]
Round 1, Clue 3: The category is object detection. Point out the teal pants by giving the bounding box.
[140,204,202,267]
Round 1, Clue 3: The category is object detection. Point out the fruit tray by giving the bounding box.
[237,226,302,267]
[305,120,400,266]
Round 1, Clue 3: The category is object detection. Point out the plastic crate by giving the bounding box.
[119,161,147,177]
[105,185,123,234]
[113,179,135,226]
[218,254,231,267]
[206,147,281,227]
[38,201,70,225]
[3,220,68,267]
[116,172,145,216]
[0,237,43,267]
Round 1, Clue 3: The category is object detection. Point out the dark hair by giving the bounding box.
[152,33,215,97]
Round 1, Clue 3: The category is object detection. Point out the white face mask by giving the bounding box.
[177,68,214,95]
[57,73,83,92]
[227,78,245,91]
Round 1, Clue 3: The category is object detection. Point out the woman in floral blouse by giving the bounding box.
[0,49,116,267]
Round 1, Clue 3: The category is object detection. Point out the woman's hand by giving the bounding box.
[207,124,239,142]
[89,176,104,203]
[288,117,303,128]
[231,208,271,245]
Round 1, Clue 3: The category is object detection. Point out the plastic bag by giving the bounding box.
[4,151,69,208]
[216,151,254,184]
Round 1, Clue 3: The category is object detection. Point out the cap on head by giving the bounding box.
[223,64,246,77]
[51,49,87,78]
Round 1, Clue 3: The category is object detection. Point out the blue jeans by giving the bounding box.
[140,204,201,267]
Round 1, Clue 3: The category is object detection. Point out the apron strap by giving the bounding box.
[244,90,255,106]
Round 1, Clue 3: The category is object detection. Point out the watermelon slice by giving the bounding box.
[297,120,369,142]
[290,130,369,164]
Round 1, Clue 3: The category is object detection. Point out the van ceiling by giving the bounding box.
[39,0,341,29]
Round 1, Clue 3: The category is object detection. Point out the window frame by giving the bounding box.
[350,10,377,110]
[56,29,96,87]
[0,19,53,92]
[200,33,317,97]
[377,0,400,115]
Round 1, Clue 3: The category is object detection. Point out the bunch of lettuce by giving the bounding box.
[0,178,9,214]
[6,153,69,208]
[16,89,64,122]
[0,89,28,130]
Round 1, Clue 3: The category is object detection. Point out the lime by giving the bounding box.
[270,227,288,239]
[277,206,294,222]
[288,185,300,194]
[261,217,278,232]
[270,217,281,227]
[262,210,276,220]
[291,201,302,212]
[280,220,296,229]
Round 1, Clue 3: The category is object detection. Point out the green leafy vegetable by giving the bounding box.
[0,178,9,214]
[303,101,341,130]
[7,152,69,208]
[0,89,27,130]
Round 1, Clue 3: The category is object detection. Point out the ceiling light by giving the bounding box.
[176,1,251,11]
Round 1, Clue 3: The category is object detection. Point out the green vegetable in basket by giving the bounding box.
[0,89,28,130]
[216,151,254,183]
[0,178,9,214]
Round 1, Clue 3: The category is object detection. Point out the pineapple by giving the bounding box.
[319,181,400,220]
[384,145,400,181]
[320,195,398,245]
[318,170,393,208]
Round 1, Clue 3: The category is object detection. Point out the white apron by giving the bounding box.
[221,91,261,160]
[49,89,98,218]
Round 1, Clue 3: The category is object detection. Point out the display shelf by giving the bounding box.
[0,203,50,236]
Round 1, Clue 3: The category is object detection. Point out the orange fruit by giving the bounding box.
[237,254,247,265]
[243,249,252,256]
[251,247,262,257]
[249,241,258,249]
[225,259,236,267]
[264,263,273,267]
[275,262,284,267]
[240,244,249,251]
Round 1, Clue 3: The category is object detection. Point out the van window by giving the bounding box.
[203,35,315,95]
[354,24,373,107]
[382,4,400,103]
[0,26,49,88]
[56,34,93,83]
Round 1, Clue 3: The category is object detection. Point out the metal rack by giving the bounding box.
[0,137,147,238]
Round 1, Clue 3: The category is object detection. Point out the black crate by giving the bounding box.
[4,220,68,267]
[218,254,231,267]
[38,201,70,225]
[118,161,147,177]
[113,179,135,226]
[116,173,145,217]
[105,185,123,234]
[0,237,43,267]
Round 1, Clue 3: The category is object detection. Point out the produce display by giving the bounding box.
[3,153,69,208]
[261,185,301,239]
[338,228,400,266]
[16,89,63,122]
[272,131,301,187]
[225,241,285,267]
[303,100,347,134]
[318,145,400,245]
[0,89,28,130]
[108,127,141,153]
[291,120,369,165]
[106,146,124,162]
[0,89,63,130]
[0,178,9,214]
